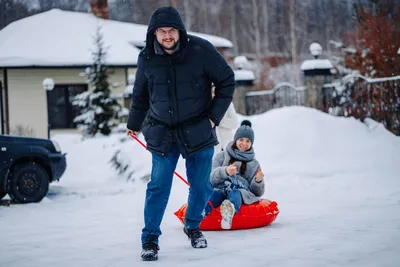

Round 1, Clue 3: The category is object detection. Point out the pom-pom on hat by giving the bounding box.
[234,120,254,144]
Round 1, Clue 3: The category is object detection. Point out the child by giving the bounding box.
[205,120,265,229]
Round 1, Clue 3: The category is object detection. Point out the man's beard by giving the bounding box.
[161,40,178,51]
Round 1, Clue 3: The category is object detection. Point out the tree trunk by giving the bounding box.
[201,0,209,32]
[261,0,269,56]
[229,0,238,56]
[289,0,300,84]
[252,0,261,59]
[183,0,191,31]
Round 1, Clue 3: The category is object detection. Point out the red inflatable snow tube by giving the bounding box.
[174,199,279,230]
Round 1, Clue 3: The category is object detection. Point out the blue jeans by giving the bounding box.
[204,189,243,216]
[141,144,214,245]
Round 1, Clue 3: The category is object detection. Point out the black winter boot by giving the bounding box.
[183,227,208,248]
[141,242,159,261]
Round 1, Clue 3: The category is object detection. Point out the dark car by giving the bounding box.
[0,135,66,204]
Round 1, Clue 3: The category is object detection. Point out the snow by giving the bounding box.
[343,47,357,54]
[1,106,400,267]
[127,74,135,84]
[233,55,252,70]
[123,74,135,97]
[246,82,305,96]
[329,40,343,49]
[0,9,232,67]
[341,73,400,84]
[234,69,255,81]
[300,59,334,71]
[186,32,233,49]
[0,9,140,67]
[124,84,133,97]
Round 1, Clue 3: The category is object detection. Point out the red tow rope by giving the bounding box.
[128,132,190,186]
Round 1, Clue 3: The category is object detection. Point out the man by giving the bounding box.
[127,6,235,261]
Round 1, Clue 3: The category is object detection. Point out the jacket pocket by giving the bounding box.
[181,116,212,149]
[142,121,172,148]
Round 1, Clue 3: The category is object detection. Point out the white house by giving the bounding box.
[0,9,233,138]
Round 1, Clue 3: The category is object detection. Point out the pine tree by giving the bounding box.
[73,25,122,136]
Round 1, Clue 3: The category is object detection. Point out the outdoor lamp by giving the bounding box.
[42,78,55,91]
[309,43,323,59]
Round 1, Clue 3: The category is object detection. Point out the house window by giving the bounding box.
[46,84,87,129]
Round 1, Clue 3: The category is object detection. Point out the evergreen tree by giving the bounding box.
[73,25,122,136]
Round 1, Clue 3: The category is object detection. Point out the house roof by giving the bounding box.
[0,9,233,68]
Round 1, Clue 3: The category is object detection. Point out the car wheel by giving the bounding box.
[7,163,50,204]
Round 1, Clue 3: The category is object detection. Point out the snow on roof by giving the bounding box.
[300,59,334,71]
[187,32,232,49]
[0,9,233,68]
[0,9,140,67]
[234,69,255,81]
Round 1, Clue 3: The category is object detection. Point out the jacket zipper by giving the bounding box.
[168,58,188,155]
[168,58,179,127]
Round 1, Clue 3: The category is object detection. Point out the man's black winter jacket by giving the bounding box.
[127,6,235,158]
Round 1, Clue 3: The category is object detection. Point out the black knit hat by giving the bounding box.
[234,120,254,144]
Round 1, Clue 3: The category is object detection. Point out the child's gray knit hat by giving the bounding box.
[234,120,254,144]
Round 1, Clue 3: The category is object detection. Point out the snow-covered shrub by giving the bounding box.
[109,149,135,182]
[73,26,124,136]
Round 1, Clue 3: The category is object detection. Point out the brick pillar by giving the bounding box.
[301,59,334,109]
[233,83,254,115]
[233,69,255,115]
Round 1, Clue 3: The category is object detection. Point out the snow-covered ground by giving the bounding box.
[1,106,400,267]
